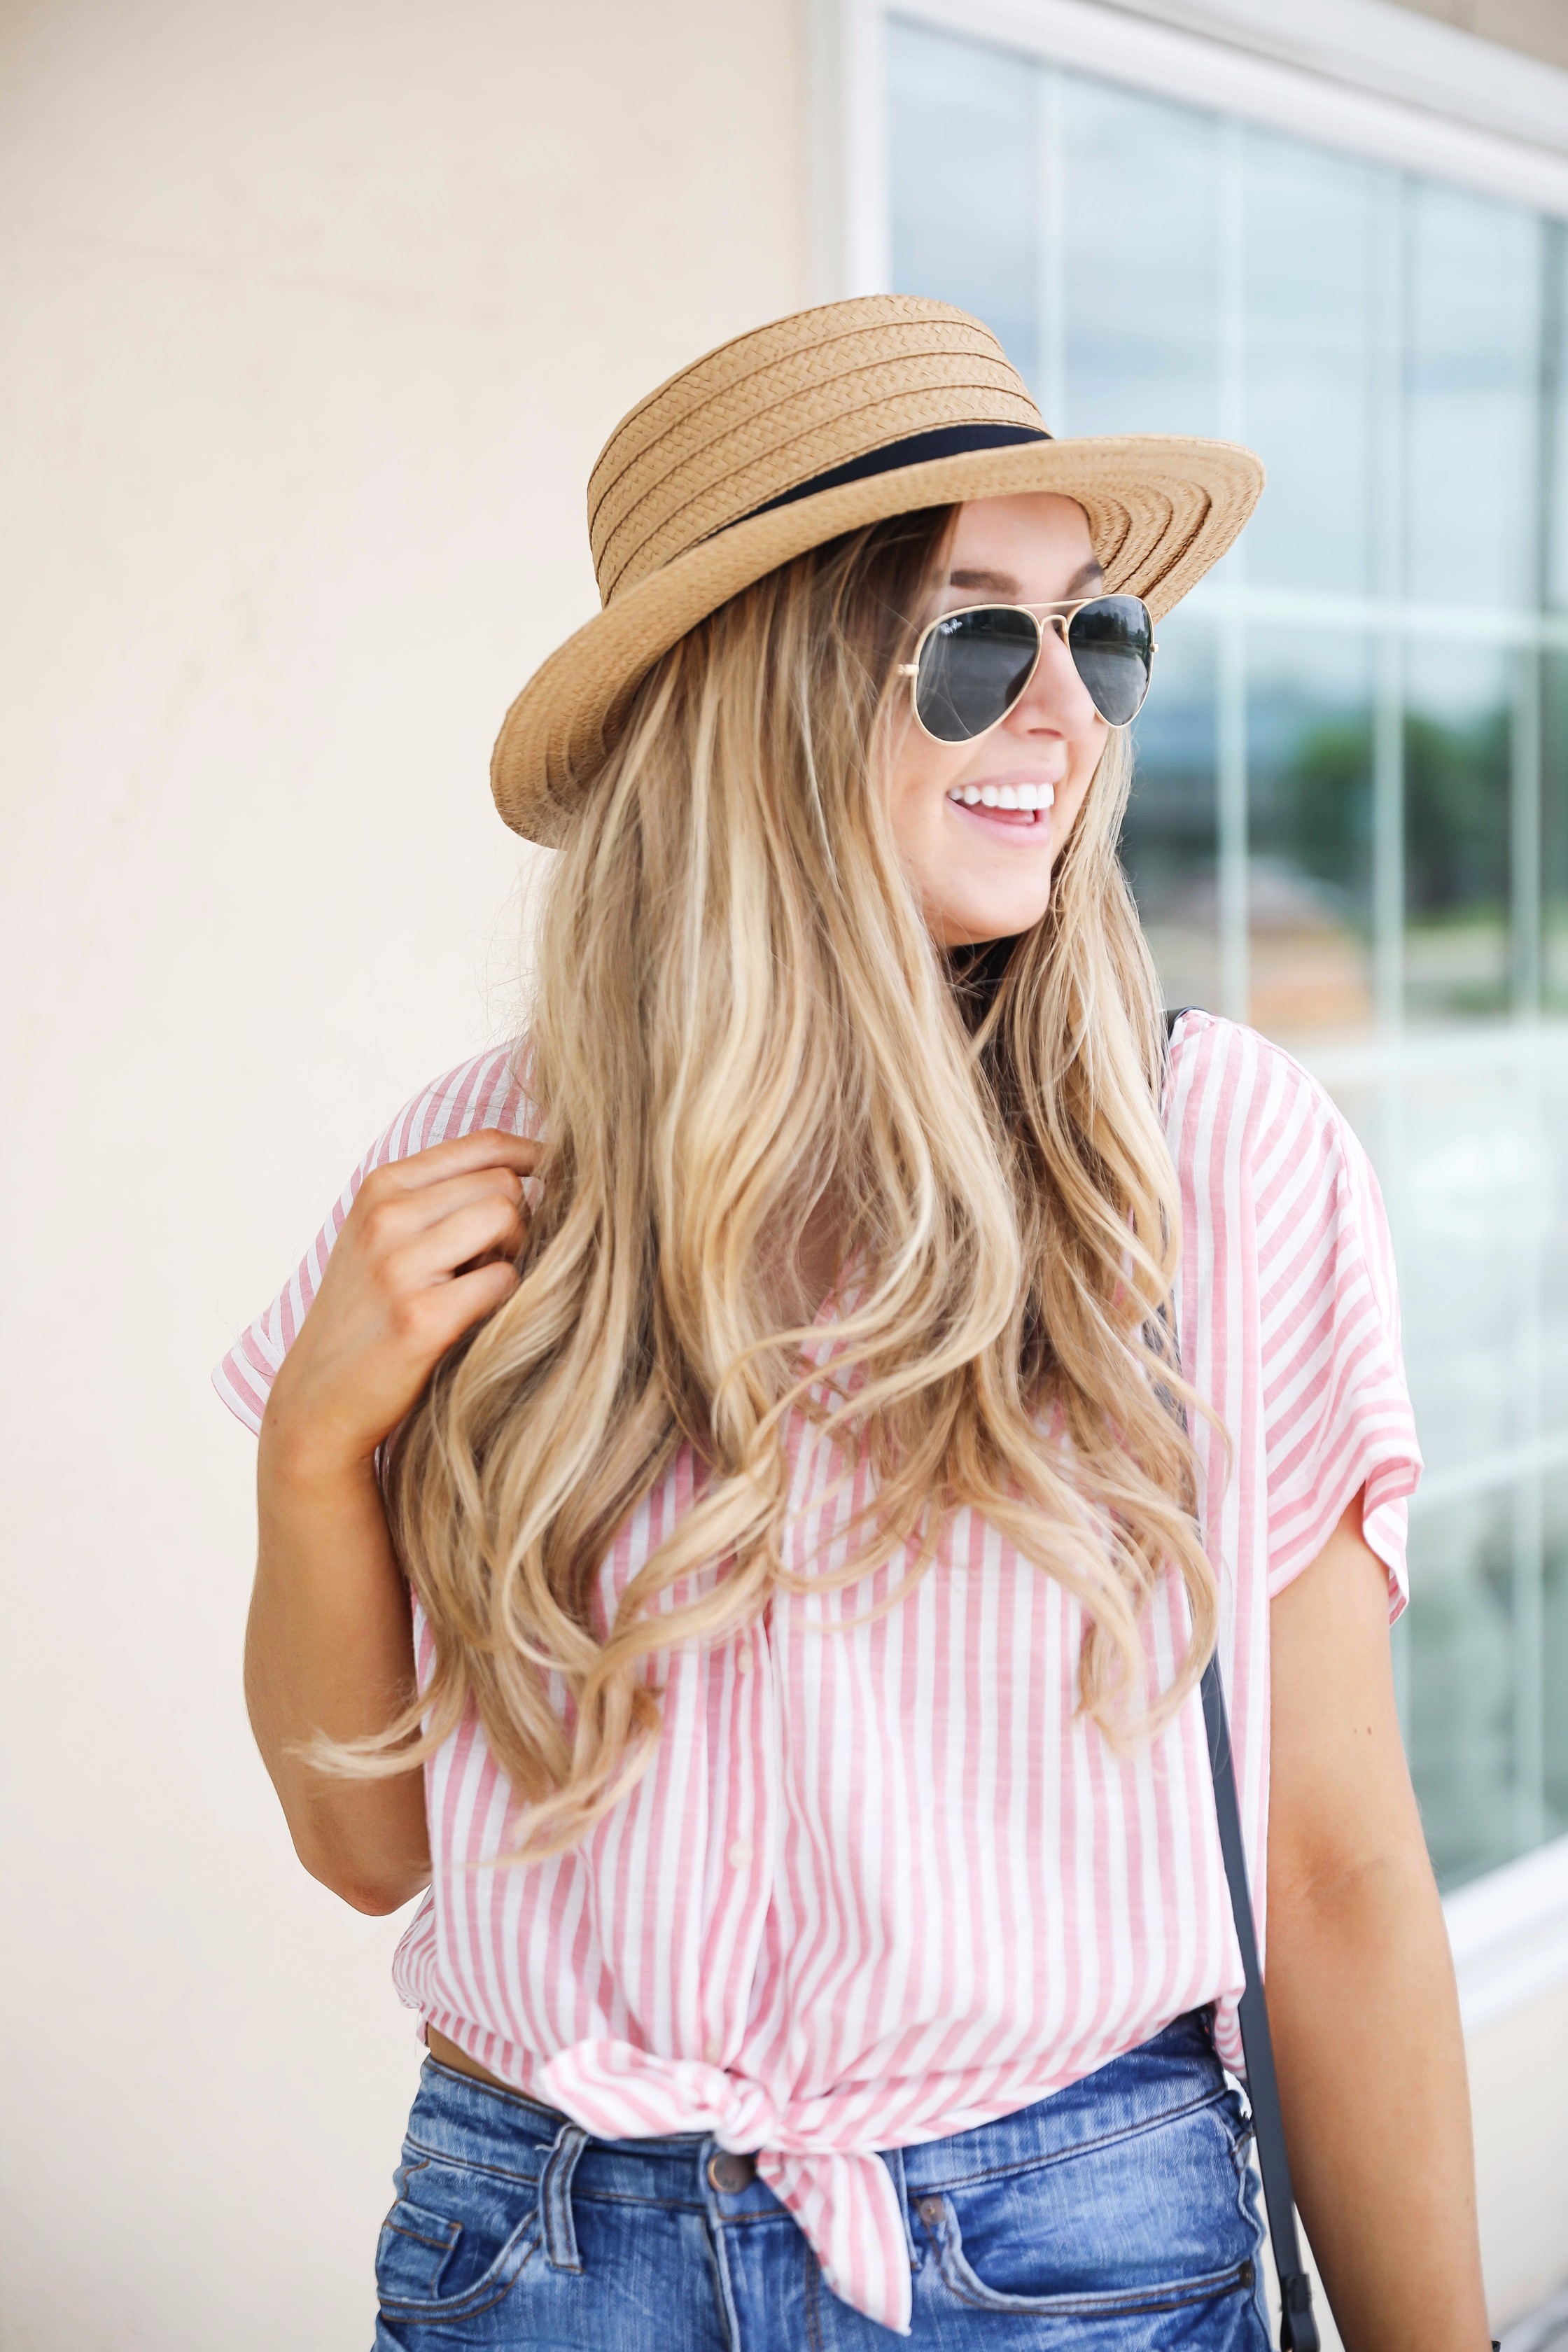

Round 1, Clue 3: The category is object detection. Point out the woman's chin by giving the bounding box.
[924,886,1054,949]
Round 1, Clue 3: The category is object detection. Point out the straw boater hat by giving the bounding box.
[492,295,1264,846]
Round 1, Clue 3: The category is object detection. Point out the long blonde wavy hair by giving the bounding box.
[345,506,1214,1852]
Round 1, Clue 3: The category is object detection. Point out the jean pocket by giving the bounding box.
[375,2148,540,2323]
[916,2095,1259,2318]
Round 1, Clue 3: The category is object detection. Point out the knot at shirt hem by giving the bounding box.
[539,2040,916,2333]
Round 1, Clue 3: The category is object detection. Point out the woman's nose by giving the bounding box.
[1007,617,1099,736]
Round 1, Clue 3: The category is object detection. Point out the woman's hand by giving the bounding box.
[246,1128,538,1914]
[260,1130,540,1483]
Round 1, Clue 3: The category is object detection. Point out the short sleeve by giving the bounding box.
[1249,1046,1420,1616]
[1166,1014,1421,1623]
[211,1040,539,1436]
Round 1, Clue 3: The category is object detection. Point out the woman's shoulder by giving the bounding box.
[211,1037,538,1434]
[1162,1008,1394,1305]
[367,1037,540,1161]
[1163,1009,1367,1197]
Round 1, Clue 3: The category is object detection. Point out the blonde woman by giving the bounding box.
[219,300,1488,2351]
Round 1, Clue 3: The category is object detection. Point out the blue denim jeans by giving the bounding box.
[372,2010,1268,2348]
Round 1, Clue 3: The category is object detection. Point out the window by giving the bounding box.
[883,9,1568,1893]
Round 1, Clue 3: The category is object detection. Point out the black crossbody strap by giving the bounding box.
[1164,1008,1320,2352]
[1200,1656,1319,2350]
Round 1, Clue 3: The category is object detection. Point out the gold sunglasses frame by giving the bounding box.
[896,596,1157,744]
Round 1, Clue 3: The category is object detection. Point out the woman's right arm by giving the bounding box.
[245,1130,538,1914]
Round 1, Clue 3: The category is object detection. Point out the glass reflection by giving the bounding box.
[1062,82,1220,438]
[888,22,1037,388]
[1546,1475,1568,1844]
[1399,1058,1543,1474]
[1407,1489,1518,1889]
[1120,608,1218,1011]
[1240,135,1382,596]
[1534,1046,1568,1443]
[1543,651,1568,1005]
[1412,1465,1568,1889]
[1246,628,1374,1042]
[1405,183,1539,611]
[1549,224,1568,613]
[1403,639,1512,1023]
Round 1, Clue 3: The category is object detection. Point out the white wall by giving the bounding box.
[0,4,806,2344]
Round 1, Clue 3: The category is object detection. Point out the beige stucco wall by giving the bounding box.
[0,1,806,2344]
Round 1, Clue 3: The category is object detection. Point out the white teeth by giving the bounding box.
[949,780,1058,814]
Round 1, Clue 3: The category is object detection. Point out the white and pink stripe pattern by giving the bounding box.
[215,1012,1419,2334]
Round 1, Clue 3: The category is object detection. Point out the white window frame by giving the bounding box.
[813,0,1568,301]
[813,0,1568,2029]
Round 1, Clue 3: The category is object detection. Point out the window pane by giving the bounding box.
[888,21,1037,383]
[1246,626,1374,1042]
[1121,606,1218,1009]
[1547,1471,1568,1842]
[1548,223,1568,612]
[1544,650,1568,1005]
[1536,1042,1568,1441]
[1407,1488,1520,1889]
[1401,1060,1533,1472]
[1404,638,1512,1023]
[1405,183,1539,610]
[1240,135,1382,595]
[1412,1464,1568,1888]
[1062,82,1221,438]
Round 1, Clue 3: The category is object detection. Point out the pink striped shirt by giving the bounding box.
[214,1011,1419,2333]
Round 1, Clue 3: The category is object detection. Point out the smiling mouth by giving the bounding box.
[946,780,1055,830]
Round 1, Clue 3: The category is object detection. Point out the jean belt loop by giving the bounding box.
[880,2146,919,2270]
[539,2118,590,2272]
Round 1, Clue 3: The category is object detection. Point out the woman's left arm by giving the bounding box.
[1266,1494,1490,2352]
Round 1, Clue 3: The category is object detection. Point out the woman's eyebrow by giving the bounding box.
[946,559,1106,599]
[948,566,1022,596]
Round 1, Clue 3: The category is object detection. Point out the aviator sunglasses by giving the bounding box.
[898,594,1156,743]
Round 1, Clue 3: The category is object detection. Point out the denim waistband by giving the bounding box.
[402,2007,1226,2220]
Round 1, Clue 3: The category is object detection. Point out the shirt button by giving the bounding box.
[736,1642,753,1674]
[703,2037,722,2065]
[727,1838,753,1868]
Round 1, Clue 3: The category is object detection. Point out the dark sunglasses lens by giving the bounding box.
[913,608,1040,743]
[1067,595,1152,726]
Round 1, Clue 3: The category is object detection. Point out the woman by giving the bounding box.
[218,298,1488,2349]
